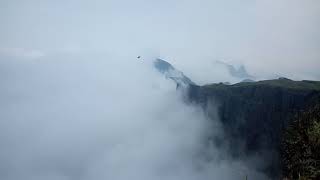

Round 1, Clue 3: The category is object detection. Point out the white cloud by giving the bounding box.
[0,47,45,59]
[1,0,319,80]
[0,53,267,180]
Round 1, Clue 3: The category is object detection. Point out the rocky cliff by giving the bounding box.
[187,78,320,177]
[153,59,320,178]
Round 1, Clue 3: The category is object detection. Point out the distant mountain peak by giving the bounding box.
[154,58,196,87]
[215,60,254,79]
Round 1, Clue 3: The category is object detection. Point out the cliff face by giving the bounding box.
[187,79,320,177]
[153,59,320,177]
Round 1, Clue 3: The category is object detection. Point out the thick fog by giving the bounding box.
[0,54,267,180]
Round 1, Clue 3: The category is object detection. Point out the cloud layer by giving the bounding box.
[0,54,267,180]
[0,0,319,82]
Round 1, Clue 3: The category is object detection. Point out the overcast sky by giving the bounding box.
[1,0,319,81]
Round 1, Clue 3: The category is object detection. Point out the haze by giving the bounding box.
[1,0,319,82]
[1,1,319,180]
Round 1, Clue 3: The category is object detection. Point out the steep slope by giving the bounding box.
[154,58,195,87]
[188,78,320,177]
[153,59,320,178]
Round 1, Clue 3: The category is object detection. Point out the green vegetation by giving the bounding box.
[204,78,320,91]
[189,77,320,178]
[281,104,320,179]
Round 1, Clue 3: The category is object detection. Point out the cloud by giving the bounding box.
[243,0,320,80]
[0,47,45,59]
[0,53,267,180]
[1,0,319,81]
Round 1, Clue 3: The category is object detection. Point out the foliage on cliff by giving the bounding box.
[187,78,320,178]
[282,104,320,179]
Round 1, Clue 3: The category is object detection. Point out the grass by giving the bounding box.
[203,78,320,91]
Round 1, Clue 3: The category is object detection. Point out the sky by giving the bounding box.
[0,0,319,83]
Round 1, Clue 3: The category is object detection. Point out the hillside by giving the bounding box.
[153,59,320,178]
[187,78,320,177]
[282,102,320,179]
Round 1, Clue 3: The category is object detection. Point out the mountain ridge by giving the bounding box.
[153,59,320,178]
[154,58,195,87]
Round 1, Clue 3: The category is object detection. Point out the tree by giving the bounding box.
[281,104,320,179]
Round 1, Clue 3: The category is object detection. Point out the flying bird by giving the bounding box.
[137,56,141,59]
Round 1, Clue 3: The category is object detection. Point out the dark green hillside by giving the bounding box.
[282,100,320,179]
[152,59,320,178]
[204,78,320,91]
[188,78,320,177]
